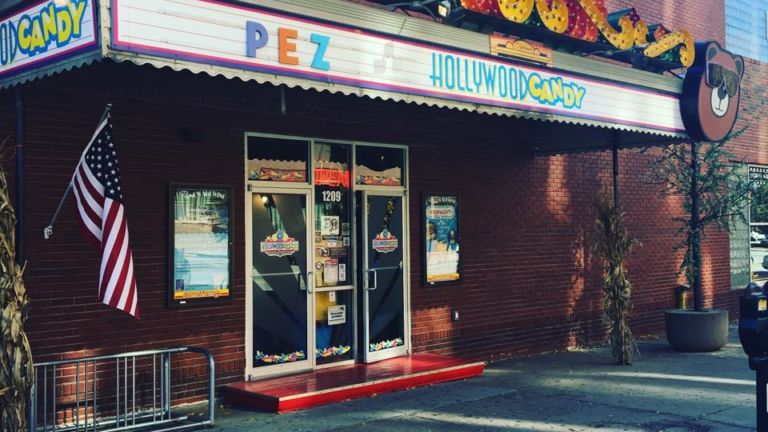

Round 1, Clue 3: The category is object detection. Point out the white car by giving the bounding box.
[752,230,767,243]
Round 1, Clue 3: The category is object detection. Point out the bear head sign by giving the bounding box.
[681,41,745,142]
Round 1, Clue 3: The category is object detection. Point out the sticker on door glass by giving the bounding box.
[321,216,340,236]
[260,230,300,257]
[323,258,339,285]
[327,305,346,326]
[372,229,398,254]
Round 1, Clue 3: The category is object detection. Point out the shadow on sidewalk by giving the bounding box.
[211,328,756,431]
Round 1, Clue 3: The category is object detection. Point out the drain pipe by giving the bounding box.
[14,85,24,265]
[612,133,619,208]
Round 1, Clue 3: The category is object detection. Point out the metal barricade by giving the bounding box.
[28,347,215,432]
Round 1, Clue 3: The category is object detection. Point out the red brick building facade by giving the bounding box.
[0,0,760,405]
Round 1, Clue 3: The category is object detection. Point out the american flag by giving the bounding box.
[71,114,139,318]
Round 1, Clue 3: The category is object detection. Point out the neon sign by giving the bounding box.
[314,168,350,188]
[460,0,695,67]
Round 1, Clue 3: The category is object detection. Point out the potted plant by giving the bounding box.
[649,132,750,351]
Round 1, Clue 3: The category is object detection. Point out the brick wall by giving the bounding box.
[1,0,758,403]
[10,66,251,403]
[5,57,738,370]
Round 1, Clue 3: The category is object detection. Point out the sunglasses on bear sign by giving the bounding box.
[707,63,740,97]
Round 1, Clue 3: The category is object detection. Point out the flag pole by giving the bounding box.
[43,104,112,239]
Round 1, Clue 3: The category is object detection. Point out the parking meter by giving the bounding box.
[739,282,768,430]
[739,282,768,357]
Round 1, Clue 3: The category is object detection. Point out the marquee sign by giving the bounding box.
[0,0,97,78]
[111,0,685,134]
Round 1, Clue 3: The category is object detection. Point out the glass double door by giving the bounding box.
[248,188,407,377]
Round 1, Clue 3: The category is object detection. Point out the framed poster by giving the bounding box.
[423,194,461,285]
[169,184,233,305]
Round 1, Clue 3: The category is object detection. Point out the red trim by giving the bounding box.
[220,389,279,412]
[278,364,485,412]
[113,0,120,45]
[0,40,97,78]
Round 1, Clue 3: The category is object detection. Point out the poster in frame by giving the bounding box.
[168,184,233,305]
[423,193,461,285]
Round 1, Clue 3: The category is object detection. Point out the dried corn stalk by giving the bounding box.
[0,163,33,431]
[595,195,638,365]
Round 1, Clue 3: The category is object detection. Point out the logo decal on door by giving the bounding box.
[260,230,300,257]
[372,229,398,254]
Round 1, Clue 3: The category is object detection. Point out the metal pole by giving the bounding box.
[52,365,56,431]
[187,346,216,425]
[14,86,24,263]
[163,354,171,418]
[93,360,98,430]
[43,104,112,239]
[756,357,768,431]
[612,133,620,208]
[29,368,37,432]
[76,362,80,430]
[690,141,703,310]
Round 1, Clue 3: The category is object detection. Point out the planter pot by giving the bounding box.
[664,309,729,352]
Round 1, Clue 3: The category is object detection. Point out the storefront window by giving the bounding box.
[247,136,309,183]
[355,146,404,186]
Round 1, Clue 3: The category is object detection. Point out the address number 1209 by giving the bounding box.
[322,190,342,202]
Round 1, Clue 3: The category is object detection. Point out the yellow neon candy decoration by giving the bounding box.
[535,0,569,33]
[644,30,695,67]
[633,20,648,46]
[577,0,634,49]
[497,0,535,23]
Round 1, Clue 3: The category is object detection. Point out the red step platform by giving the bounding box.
[220,353,485,413]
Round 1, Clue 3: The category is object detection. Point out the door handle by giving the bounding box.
[366,269,378,291]
[307,271,314,294]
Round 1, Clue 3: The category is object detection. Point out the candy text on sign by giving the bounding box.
[0,0,89,66]
[245,20,331,71]
[429,53,587,109]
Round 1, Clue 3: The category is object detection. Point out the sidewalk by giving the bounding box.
[211,328,756,431]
